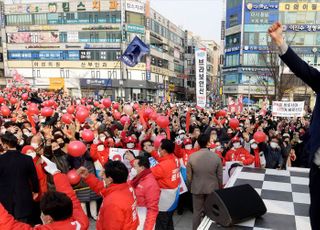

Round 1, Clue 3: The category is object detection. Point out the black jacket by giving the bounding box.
[281,47,320,163]
[0,150,39,219]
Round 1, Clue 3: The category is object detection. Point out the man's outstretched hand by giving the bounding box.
[268,21,284,47]
[77,166,89,179]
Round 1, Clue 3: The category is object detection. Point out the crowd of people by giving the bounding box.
[0,86,312,230]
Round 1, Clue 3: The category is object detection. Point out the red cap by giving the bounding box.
[209,143,217,149]
[125,136,137,143]
[231,137,240,143]
[21,145,35,154]
[183,138,192,145]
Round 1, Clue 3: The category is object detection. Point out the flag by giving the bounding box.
[119,36,149,67]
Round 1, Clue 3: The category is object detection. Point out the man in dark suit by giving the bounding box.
[0,132,39,224]
[268,22,320,230]
[187,134,223,230]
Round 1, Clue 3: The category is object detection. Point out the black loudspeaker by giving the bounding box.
[205,184,267,227]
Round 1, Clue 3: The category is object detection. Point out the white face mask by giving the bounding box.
[97,145,105,151]
[24,131,32,137]
[19,140,24,146]
[31,143,39,149]
[127,143,135,149]
[251,143,258,149]
[114,138,120,143]
[216,146,222,151]
[100,136,106,142]
[270,142,279,149]
[179,134,185,139]
[233,142,241,149]
[131,168,138,178]
[27,151,36,159]
[185,144,192,150]
[136,125,143,132]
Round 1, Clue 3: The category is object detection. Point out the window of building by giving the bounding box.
[142,72,146,80]
[34,14,47,25]
[126,12,145,26]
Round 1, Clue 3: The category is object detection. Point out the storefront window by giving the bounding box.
[126,12,145,26]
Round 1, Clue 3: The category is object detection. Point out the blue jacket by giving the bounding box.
[280,47,320,163]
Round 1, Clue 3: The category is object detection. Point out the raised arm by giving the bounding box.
[268,22,320,92]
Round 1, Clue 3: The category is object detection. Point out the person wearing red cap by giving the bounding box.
[225,137,255,165]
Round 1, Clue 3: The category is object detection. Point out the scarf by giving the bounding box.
[131,169,152,188]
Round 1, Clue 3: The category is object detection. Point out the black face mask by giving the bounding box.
[53,149,62,156]
[59,143,65,148]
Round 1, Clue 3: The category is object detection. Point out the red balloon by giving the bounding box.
[156,116,170,128]
[42,101,51,107]
[81,98,86,104]
[81,129,94,142]
[41,107,54,117]
[48,99,55,106]
[133,103,140,110]
[120,116,130,125]
[102,98,112,108]
[144,108,153,119]
[253,131,267,143]
[113,111,121,120]
[67,169,81,185]
[229,118,239,130]
[0,97,4,104]
[28,105,39,115]
[10,97,17,104]
[67,106,75,114]
[218,110,227,118]
[61,113,73,124]
[154,135,165,149]
[22,93,28,101]
[67,141,87,157]
[93,101,100,107]
[150,112,158,121]
[123,105,133,116]
[1,106,10,117]
[113,102,119,110]
[76,109,89,123]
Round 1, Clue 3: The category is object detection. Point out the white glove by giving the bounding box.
[41,156,60,175]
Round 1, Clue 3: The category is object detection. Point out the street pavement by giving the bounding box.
[89,210,193,229]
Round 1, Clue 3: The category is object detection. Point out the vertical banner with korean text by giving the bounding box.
[195,48,207,108]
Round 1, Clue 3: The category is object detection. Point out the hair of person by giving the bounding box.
[104,160,129,184]
[40,191,73,221]
[135,156,150,169]
[0,132,18,148]
[197,133,211,148]
[160,139,175,154]
[141,139,153,148]
[123,150,135,160]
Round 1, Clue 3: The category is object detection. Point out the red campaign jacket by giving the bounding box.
[150,151,181,189]
[33,156,47,201]
[85,174,139,230]
[174,144,199,166]
[90,143,109,166]
[253,148,261,168]
[0,173,89,230]
[215,151,226,166]
[225,147,255,165]
[131,172,160,230]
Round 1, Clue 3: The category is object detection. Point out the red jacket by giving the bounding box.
[90,143,109,166]
[253,148,261,168]
[0,173,89,230]
[225,147,255,165]
[150,152,180,189]
[85,174,139,230]
[174,144,199,166]
[131,171,160,230]
[32,156,47,201]
[215,151,226,166]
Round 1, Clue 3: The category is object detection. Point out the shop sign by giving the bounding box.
[80,78,112,87]
[125,0,145,14]
[127,24,145,34]
[195,48,207,108]
[279,3,320,12]
[284,24,320,32]
[49,78,64,90]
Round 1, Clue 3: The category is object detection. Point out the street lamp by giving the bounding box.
[248,75,251,108]
[119,79,123,101]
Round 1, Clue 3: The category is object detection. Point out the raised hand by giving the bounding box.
[268,21,284,46]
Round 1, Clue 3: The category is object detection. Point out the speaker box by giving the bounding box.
[205,184,267,227]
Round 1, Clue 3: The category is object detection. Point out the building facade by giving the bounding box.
[223,0,317,106]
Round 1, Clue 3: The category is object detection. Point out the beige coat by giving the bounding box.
[187,148,223,194]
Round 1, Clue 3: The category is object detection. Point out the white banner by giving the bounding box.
[109,148,140,162]
[272,101,305,117]
[125,0,145,14]
[195,48,207,108]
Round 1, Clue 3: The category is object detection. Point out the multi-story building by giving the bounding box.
[223,0,317,107]
[0,0,185,102]
[223,0,278,104]
[184,31,219,102]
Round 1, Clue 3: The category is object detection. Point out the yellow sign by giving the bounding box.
[7,61,146,71]
[49,78,64,90]
[279,3,320,12]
